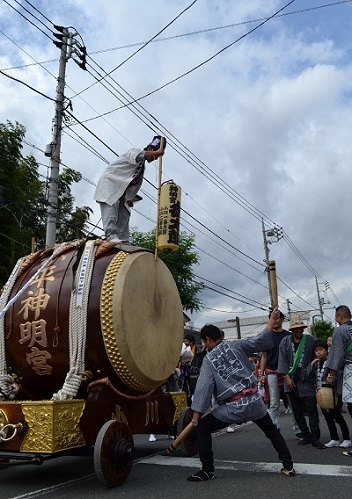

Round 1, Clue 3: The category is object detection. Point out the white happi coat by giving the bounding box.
[94,148,144,206]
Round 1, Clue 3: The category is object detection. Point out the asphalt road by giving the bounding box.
[1,407,352,499]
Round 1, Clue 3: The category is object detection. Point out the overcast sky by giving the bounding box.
[1,0,352,333]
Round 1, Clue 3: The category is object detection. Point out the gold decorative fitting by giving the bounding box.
[20,400,85,453]
[79,370,93,382]
[170,392,187,424]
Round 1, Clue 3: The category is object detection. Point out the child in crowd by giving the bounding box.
[309,339,351,448]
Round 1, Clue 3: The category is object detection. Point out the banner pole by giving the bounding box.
[155,138,164,261]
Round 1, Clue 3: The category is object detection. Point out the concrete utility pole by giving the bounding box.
[315,276,324,321]
[286,299,292,321]
[45,26,86,248]
[235,316,241,339]
[262,220,282,309]
[262,219,273,308]
[45,27,68,249]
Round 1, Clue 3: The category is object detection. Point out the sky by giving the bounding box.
[1,0,352,335]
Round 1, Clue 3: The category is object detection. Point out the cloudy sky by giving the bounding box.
[1,0,352,333]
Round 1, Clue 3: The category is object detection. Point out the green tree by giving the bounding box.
[0,120,91,287]
[310,320,334,340]
[131,228,204,313]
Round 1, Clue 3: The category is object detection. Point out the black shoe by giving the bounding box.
[312,440,326,449]
[298,436,311,445]
[281,467,296,477]
[342,450,352,457]
[295,432,304,440]
[187,470,215,482]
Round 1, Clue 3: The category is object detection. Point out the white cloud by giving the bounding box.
[1,0,352,328]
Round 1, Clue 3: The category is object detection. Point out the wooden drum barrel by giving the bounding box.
[2,241,184,400]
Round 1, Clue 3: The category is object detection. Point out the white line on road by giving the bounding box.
[137,455,352,477]
[7,474,96,499]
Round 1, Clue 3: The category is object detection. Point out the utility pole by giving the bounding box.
[235,316,241,339]
[315,276,324,321]
[45,26,86,248]
[262,219,282,309]
[262,219,273,308]
[286,299,292,321]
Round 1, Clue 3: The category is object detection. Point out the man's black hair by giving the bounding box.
[184,334,195,344]
[336,305,351,319]
[200,324,222,342]
[313,339,328,351]
[268,310,285,320]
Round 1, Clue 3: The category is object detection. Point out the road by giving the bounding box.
[1,408,352,499]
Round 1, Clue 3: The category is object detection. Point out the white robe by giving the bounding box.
[94,148,144,206]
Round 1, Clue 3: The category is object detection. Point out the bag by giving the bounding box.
[316,386,338,409]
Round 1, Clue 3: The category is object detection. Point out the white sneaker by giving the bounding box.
[226,426,235,433]
[324,440,340,447]
[149,434,157,442]
[339,440,352,448]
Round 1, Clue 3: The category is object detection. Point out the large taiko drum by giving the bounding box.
[2,241,184,400]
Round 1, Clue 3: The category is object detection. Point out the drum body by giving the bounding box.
[3,243,184,400]
[316,386,338,410]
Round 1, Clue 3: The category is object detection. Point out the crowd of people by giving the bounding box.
[178,305,352,482]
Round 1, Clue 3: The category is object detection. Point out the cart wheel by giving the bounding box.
[177,407,198,456]
[94,420,134,487]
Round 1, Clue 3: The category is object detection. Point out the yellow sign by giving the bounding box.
[157,183,181,252]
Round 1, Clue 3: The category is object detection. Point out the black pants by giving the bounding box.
[287,392,320,441]
[348,403,352,419]
[322,395,350,441]
[196,412,293,473]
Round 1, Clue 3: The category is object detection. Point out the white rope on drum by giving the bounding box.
[0,242,67,400]
[52,240,97,400]
[0,258,25,400]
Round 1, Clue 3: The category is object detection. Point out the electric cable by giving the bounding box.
[72,0,198,98]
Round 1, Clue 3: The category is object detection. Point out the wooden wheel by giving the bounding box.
[176,407,198,457]
[94,420,134,487]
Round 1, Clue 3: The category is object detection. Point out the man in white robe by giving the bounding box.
[94,136,166,243]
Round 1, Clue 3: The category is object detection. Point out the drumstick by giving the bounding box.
[166,421,194,455]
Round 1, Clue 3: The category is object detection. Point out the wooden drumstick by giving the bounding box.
[166,421,194,455]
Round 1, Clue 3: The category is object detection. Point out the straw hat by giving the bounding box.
[289,317,307,331]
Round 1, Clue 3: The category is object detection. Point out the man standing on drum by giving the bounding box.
[94,136,166,244]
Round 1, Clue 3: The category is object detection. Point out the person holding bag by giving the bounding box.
[278,318,325,449]
[307,339,351,448]
[326,305,352,456]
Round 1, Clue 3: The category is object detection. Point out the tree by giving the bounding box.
[131,228,204,313]
[0,120,91,287]
[310,320,334,340]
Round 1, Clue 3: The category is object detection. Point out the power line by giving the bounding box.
[4,1,352,71]
[22,0,55,25]
[0,69,55,101]
[91,1,352,55]
[2,1,342,314]
[71,0,198,99]
[77,1,296,119]
[3,0,52,40]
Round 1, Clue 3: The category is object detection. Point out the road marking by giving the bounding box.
[137,455,352,477]
[7,474,96,499]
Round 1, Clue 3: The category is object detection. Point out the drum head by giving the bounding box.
[100,251,184,392]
